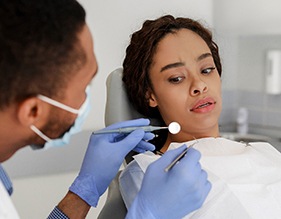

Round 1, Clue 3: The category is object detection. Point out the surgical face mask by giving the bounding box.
[30,86,91,150]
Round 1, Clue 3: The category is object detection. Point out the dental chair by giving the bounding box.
[104,68,144,164]
[98,68,163,219]
[97,68,144,219]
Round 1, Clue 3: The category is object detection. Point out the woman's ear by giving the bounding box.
[17,97,44,127]
[146,90,158,107]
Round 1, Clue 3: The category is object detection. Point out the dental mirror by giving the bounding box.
[168,122,181,134]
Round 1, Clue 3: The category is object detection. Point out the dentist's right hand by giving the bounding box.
[126,145,211,219]
[69,118,155,207]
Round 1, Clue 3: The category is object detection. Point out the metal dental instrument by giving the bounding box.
[93,122,181,135]
[93,125,168,134]
[164,139,198,172]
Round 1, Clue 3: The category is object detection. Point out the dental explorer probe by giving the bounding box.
[93,125,167,134]
[164,142,196,172]
[93,122,181,135]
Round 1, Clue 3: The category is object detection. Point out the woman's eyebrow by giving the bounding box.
[160,53,212,73]
[197,52,212,62]
[160,62,185,72]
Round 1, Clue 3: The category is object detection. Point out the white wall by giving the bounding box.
[213,0,281,92]
[80,0,214,131]
[213,0,281,36]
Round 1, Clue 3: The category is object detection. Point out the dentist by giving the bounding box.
[0,0,211,218]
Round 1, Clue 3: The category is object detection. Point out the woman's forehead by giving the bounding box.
[151,29,210,68]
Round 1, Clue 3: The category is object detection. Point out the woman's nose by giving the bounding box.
[190,76,208,96]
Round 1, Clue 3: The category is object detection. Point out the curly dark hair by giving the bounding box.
[123,15,222,121]
[0,0,86,110]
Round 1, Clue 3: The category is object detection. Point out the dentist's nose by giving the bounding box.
[190,76,208,96]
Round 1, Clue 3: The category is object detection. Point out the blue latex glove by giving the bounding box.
[69,118,155,207]
[126,145,211,219]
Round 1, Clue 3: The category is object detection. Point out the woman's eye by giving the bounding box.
[168,76,184,83]
[202,67,216,75]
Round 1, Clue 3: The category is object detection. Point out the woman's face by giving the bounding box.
[148,29,222,143]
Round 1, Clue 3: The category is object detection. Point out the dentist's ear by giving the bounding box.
[17,97,45,127]
[146,90,158,107]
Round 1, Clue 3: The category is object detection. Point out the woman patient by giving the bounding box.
[119,15,281,218]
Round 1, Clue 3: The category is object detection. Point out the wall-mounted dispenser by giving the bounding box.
[236,107,248,135]
[266,50,281,95]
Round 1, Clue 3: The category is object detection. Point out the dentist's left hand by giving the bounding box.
[69,118,155,207]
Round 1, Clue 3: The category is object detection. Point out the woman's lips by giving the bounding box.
[190,97,216,113]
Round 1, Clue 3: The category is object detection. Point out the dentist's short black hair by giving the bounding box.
[0,0,86,110]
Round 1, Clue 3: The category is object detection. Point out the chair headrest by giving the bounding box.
[105,68,144,126]
[104,68,162,126]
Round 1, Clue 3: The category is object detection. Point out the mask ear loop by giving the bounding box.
[30,87,91,146]
[37,95,80,114]
[29,95,80,142]
[30,125,51,142]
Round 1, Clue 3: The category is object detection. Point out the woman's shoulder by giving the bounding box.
[248,141,281,158]
[121,160,143,175]
[119,151,160,183]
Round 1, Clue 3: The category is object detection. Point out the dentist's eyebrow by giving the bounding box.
[160,62,185,72]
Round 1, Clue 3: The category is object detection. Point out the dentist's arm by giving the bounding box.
[126,145,211,219]
[48,119,155,218]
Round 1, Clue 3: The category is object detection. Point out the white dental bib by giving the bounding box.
[131,138,281,219]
